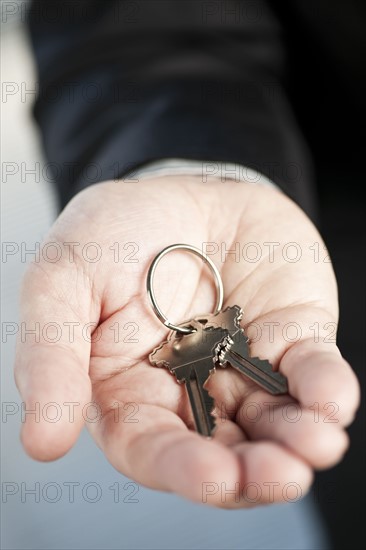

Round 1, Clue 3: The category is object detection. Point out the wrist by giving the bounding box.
[122,158,280,190]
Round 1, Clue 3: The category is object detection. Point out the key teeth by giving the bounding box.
[204,305,243,332]
[213,335,232,367]
[246,353,280,376]
[235,348,278,376]
[173,373,185,385]
[226,329,280,374]
[224,333,286,382]
[252,356,275,373]
[235,349,287,387]
[232,304,244,325]
[149,340,171,368]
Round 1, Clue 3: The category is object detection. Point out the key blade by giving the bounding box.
[201,305,243,335]
[226,349,288,394]
[149,319,229,438]
[217,332,288,395]
[184,358,216,437]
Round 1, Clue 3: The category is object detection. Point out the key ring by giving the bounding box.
[146,244,224,334]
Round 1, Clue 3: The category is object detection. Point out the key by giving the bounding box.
[150,319,229,436]
[203,306,288,395]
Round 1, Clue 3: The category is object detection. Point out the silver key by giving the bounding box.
[149,319,229,436]
[203,306,288,395]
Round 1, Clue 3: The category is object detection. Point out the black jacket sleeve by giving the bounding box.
[27,0,315,213]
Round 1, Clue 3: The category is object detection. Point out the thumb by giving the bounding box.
[14,260,98,461]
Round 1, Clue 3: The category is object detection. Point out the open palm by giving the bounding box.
[15,176,359,507]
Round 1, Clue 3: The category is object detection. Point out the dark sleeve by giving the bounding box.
[27,0,316,214]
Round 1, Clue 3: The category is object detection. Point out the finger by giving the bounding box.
[90,402,312,508]
[235,393,349,469]
[280,339,360,426]
[90,403,241,504]
[229,440,313,508]
[208,305,359,427]
[213,299,336,387]
[212,417,247,446]
[210,368,349,469]
[91,361,247,447]
[14,261,97,460]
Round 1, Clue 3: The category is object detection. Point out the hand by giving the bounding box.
[15,176,360,508]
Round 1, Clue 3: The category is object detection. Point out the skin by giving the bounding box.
[15,175,360,508]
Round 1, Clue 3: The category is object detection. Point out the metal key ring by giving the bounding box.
[147,244,224,334]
